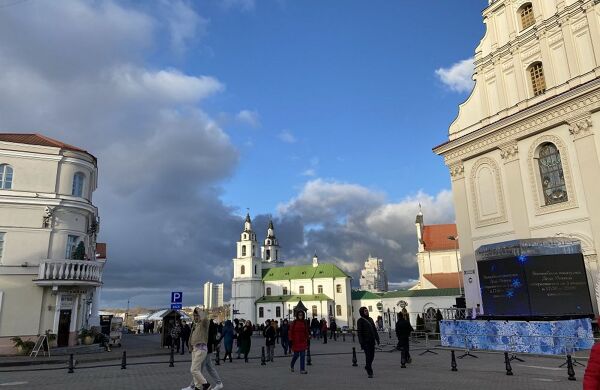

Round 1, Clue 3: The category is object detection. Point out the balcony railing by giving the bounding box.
[34,259,103,287]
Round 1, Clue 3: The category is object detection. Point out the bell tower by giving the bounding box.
[231,213,263,322]
[261,219,283,269]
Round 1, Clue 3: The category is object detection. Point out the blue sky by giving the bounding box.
[0,0,489,307]
[183,0,487,213]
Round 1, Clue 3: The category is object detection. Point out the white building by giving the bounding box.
[359,255,388,292]
[203,282,224,310]
[230,215,353,326]
[412,209,462,291]
[0,134,107,353]
[434,0,600,314]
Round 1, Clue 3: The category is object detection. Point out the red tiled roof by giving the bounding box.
[423,272,463,289]
[96,243,107,259]
[0,133,88,154]
[422,224,458,251]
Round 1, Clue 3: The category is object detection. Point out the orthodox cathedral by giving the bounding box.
[230,214,353,327]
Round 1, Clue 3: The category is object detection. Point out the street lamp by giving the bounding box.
[447,235,463,296]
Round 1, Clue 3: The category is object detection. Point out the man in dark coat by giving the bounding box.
[357,307,380,378]
[395,314,414,363]
[181,320,191,354]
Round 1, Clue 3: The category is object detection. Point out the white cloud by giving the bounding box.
[164,0,208,54]
[221,0,255,11]
[301,169,316,177]
[236,109,260,127]
[278,129,297,143]
[435,58,475,93]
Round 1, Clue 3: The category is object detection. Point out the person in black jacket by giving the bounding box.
[203,319,224,390]
[181,320,191,354]
[263,320,276,362]
[357,307,380,378]
[395,313,414,363]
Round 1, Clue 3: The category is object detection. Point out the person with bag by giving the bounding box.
[357,306,380,378]
[395,313,414,363]
[289,310,309,374]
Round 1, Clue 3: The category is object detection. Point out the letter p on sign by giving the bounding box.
[171,292,183,303]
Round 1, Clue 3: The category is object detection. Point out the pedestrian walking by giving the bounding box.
[221,320,235,362]
[274,320,280,344]
[202,319,224,390]
[310,317,320,338]
[357,306,380,378]
[264,320,276,362]
[330,318,337,341]
[239,320,253,363]
[181,320,191,354]
[395,313,414,363]
[182,308,210,390]
[289,310,309,374]
[171,319,183,353]
[233,319,242,359]
[280,319,290,355]
[320,318,328,344]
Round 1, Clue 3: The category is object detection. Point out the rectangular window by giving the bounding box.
[282,287,288,295]
[368,306,373,312]
[276,307,281,318]
[299,286,304,294]
[336,305,342,316]
[65,235,78,259]
[336,284,342,293]
[0,232,5,261]
[312,305,318,317]
[259,307,264,318]
[317,285,323,294]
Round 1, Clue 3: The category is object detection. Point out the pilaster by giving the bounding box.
[499,141,531,238]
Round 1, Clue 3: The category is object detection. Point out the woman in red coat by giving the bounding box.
[288,310,310,374]
[584,343,600,389]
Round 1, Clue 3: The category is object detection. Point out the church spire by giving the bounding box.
[312,252,319,267]
[244,212,253,232]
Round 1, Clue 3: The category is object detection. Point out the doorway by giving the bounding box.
[58,310,72,347]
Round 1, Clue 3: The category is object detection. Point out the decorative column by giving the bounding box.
[499,141,531,238]
[569,115,600,314]
[448,161,481,309]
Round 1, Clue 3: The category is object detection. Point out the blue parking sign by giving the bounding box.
[171,291,183,303]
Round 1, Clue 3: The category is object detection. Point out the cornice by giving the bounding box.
[435,77,600,164]
[569,115,594,139]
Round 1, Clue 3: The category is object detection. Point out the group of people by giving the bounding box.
[168,319,192,355]
[180,306,414,389]
[309,317,338,343]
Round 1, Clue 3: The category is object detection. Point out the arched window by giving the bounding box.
[266,287,272,296]
[519,3,535,30]
[336,284,342,293]
[537,143,568,205]
[312,305,318,317]
[241,265,246,275]
[72,172,85,197]
[317,285,323,294]
[299,286,304,294]
[266,249,271,260]
[242,245,246,256]
[528,62,546,96]
[283,287,288,295]
[0,164,13,189]
[254,265,257,274]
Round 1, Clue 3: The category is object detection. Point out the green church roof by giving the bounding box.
[256,293,332,303]
[351,290,382,300]
[262,263,350,281]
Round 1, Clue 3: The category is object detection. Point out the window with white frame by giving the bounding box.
[336,284,342,293]
[259,307,264,318]
[65,235,79,259]
[72,172,85,197]
[282,287,288,295]
[0,164,13,189]
[336,305,342,316]
[0,232,5,261]
[317,285,323,294]
[299,286,304,294]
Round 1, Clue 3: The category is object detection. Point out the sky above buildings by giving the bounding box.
[0,0,487,308]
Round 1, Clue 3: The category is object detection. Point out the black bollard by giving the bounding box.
[504,352,513,376]
[451,350,458,372]
[215,349,220,366]
[352,347,358,367]
[307,345,312,366]
[567,355,576,381]
[261,346,266,366]
[169,346,175,367]
[401,348,407,368]
[121,350,127,370]
[68,353,74,373]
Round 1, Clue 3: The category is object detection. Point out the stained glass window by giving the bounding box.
[537,143,568,205]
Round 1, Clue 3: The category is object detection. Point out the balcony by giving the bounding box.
[34,259,103,287]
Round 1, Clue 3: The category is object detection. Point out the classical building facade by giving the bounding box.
[434,0,600,314]
[203,281,224,310]
[412,209,463,291]
[359,255,388,293]
[0,134,106,353]
[230,215,353,326]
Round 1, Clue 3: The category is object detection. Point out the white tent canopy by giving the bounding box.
[147,309,191,321]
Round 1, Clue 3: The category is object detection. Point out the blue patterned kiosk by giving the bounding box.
[441,238,594,355]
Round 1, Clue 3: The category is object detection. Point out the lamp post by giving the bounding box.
[447,236,463,296]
